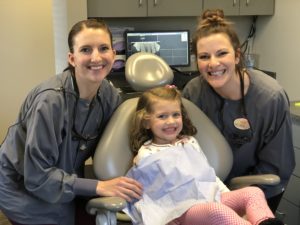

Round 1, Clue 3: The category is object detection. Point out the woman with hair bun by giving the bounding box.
[183,9,295,213]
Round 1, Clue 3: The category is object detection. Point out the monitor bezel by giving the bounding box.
[124,29,190,68]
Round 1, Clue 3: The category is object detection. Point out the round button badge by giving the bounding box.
[234,118,250,130]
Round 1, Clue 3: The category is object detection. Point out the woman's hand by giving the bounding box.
[96,176,143,202]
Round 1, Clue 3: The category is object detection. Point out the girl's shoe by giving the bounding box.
[259,218,284,225]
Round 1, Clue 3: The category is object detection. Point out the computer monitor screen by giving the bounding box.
[125,30,190,67]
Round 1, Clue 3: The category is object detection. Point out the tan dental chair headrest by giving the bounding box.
[125,52,174,92]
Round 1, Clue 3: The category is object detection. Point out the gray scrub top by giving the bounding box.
[0,70,121,225]
[182,69,295,198]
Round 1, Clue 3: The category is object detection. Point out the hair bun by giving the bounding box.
[198,9,228,29]
[202,9,224,21]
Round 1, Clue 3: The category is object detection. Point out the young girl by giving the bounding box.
[124,86,283,225]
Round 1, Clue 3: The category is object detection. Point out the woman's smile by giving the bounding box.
[208,69,226,76]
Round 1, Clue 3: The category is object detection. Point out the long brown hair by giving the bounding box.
[130,86,197,154]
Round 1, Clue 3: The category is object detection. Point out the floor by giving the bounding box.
[0,211,11,225]
[0,210,131,225]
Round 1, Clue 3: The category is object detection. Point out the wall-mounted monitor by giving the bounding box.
[125,30,190,68]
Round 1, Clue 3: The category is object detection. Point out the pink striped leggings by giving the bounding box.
[169,186,274,225]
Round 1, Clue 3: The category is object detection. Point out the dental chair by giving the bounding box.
[86,52,280,225]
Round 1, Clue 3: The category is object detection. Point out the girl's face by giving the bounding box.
[145,99,183,145]
[196,33,240,90]
[68,27,116,85]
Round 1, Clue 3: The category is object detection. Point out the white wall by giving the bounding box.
[254,0,300,101]
[0,0,87,141]
[52,0,87,73]
[0,0,55,141]
[52,0,68,73]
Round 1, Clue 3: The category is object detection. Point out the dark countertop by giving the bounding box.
[290,101,300,124]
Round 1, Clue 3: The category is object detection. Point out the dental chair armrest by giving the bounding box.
[229,174,280,190]
[86,196,127,215]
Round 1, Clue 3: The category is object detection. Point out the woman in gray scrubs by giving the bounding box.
[0,19,142,225]
[182,9,295,213]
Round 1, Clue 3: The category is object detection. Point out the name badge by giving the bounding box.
[234,118,250,130]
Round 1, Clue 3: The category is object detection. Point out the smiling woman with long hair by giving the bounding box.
[183,9,295,213]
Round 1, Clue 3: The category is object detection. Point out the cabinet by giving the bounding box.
[276,104,300,225]
[87,0,203,18]
[203,0,275,16]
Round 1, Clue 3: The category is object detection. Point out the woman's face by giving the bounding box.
[68,27,115,85]
[196,33,240,90]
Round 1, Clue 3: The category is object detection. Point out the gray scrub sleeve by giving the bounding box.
[23,93,79,203]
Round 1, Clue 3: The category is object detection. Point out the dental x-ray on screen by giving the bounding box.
[125,30,190,67]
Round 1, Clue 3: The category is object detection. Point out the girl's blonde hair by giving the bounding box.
[130,86,197,154]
